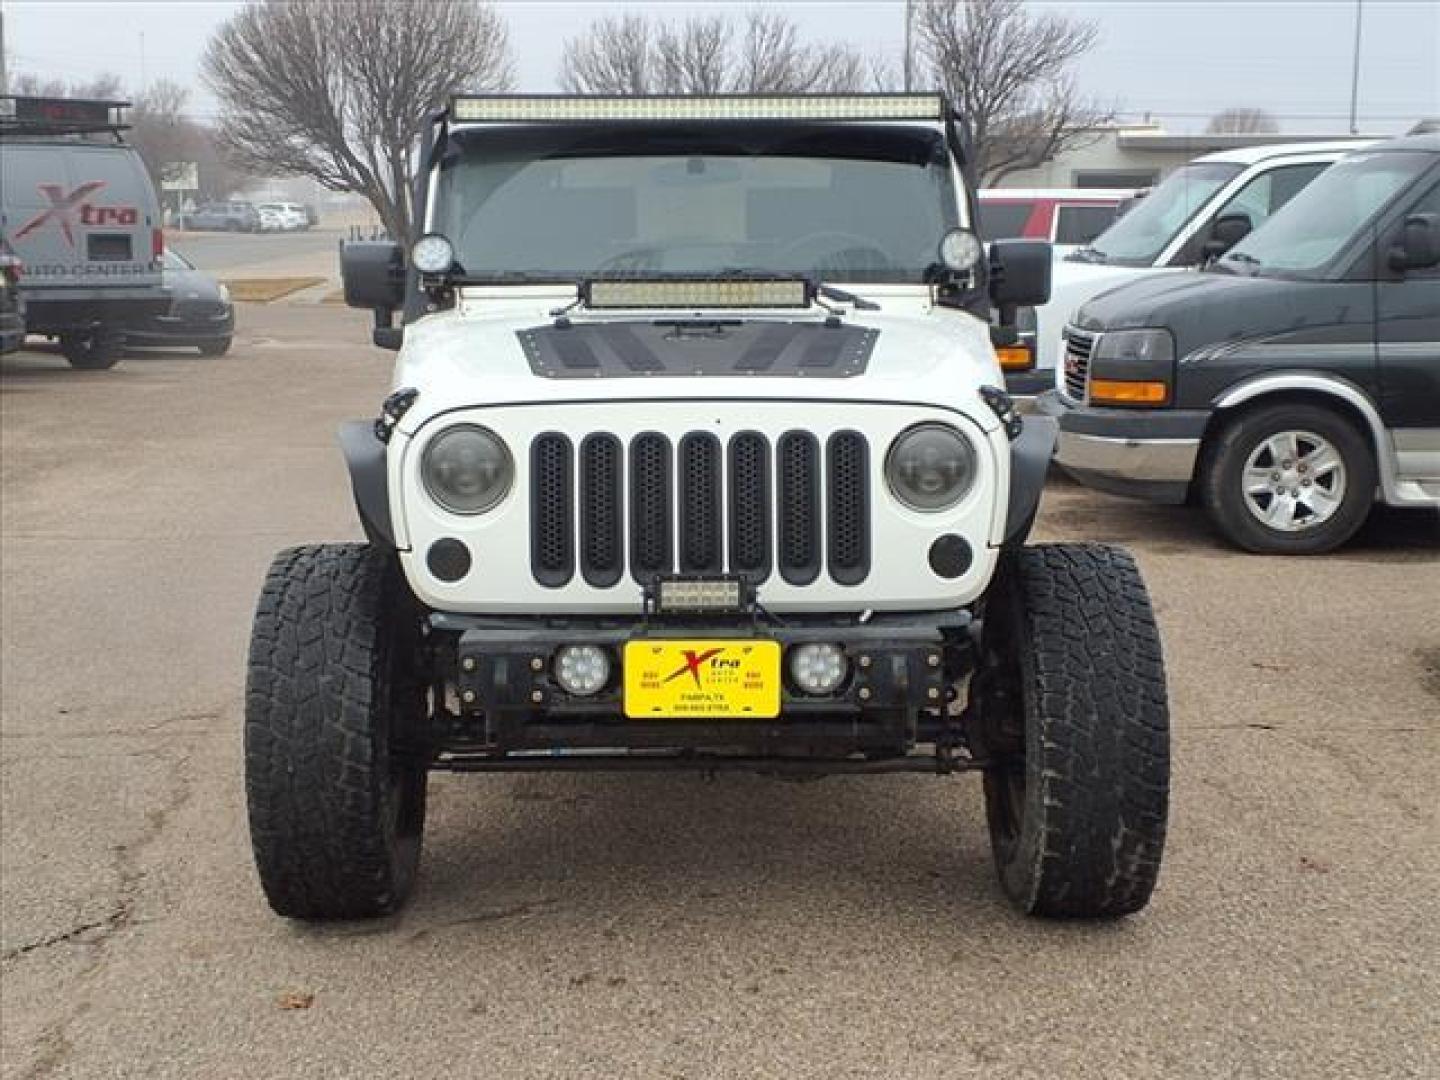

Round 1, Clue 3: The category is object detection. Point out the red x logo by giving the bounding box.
[14,181,107,248]
[663,647,724,688]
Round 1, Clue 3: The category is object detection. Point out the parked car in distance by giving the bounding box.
[979,188,1143,250]
[1026,141,1374,388]
[124,248,233,356]
[1041,133,1440,554]
[183,201,260,232]
[257,202,308,231]
[0,243,24,355]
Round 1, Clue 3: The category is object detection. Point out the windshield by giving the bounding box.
[1079,161,1242,265]
[432,124,961,283]
[1221,151,1433,276]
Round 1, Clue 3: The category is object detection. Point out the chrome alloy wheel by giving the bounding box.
[1241,429,1347,532]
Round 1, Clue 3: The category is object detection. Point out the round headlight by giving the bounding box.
[421,425,512,515]
[411,233,454,275]
[886,423,977,511]
[939,228,983,273]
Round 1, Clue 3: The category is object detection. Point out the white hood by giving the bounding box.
[391,287,1004,437]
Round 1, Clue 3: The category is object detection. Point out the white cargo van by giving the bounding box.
[0,96,167,368]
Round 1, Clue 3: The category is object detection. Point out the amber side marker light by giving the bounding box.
[996,345,1033,371]
[1089,378,1169,405]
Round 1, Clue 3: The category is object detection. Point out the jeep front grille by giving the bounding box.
[1062,327,1095,402]
[531,433,574,587]
[530,429,871,589]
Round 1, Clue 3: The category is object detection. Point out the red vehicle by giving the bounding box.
[978,188,1144,248]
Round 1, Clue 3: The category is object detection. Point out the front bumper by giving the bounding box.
[126,308,234,347]
[426,610,974,771]
[1038,390,1209,504]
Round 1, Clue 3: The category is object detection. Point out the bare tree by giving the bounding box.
[560,10,870,95]
[204,0,513,241]
[129,80,252,205]
[9,71,124,100]
[1205,107,1280,134]
[911,0,1112,184]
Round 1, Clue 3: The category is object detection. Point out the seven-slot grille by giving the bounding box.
[1062,327,1095,402]
[530,429,870,589]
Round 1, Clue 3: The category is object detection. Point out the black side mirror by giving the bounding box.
[340,240,405,350]
[988,240,1052,326]
[1388,212,1440,272]
[1202,211,1253,261]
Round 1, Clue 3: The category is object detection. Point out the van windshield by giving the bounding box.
[1220,150,1433,277]
[432,124,961,284]
[1076,162,1241,266]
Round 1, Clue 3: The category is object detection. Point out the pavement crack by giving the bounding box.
[3,744,198,1078]
[1,918,118,962]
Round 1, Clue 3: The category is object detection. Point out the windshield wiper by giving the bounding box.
[1067,246,1108,264]
[1216,251,1262,276]
[814,282,880,311]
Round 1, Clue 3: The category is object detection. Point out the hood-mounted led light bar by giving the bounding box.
[583,278,811,310]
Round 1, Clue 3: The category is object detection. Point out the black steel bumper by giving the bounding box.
[426,611,977,773]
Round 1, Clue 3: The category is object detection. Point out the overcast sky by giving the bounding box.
[3,0,1437,134]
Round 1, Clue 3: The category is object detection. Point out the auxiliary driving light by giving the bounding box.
[411,233,455,275]
[655,577,745,614]
[553,645,612,697]
[788,643,849,696]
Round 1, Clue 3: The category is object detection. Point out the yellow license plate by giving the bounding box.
[623,639,781,719]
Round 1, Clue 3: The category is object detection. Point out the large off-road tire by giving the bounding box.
[60,328,123,370]
[973,544,1169,918]
[245,544,429,919]
[1199,401,1376,554]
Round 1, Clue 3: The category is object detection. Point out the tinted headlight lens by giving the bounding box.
[1092,328,1175,367]
[886,423,977,511]
[421,425,512,514]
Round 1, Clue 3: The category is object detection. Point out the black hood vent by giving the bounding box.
[518,320,878,379]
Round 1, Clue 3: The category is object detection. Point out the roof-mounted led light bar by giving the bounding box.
[583,278,810,310]
[450,93,947,124]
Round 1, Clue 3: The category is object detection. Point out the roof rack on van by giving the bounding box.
[0,96,130,140]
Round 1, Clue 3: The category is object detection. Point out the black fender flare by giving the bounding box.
[338,420,395,549]
[1004,414,1057,546]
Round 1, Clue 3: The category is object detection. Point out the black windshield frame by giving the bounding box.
[427,122,966,286]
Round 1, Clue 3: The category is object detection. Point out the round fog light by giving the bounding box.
[553,645,611,697]
[788,643,849,696]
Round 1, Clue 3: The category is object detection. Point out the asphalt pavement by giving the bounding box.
[164,228,348,281]
[1,304,1437,1079]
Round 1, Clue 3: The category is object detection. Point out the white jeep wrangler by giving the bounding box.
[245,94,1170,921]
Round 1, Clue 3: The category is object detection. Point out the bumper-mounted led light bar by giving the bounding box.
[450,93,947,125]
[646,575,754,615]
[584,277,810,310]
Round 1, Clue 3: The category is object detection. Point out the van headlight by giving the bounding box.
[885,423,977,511]
[421,425,512,514]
